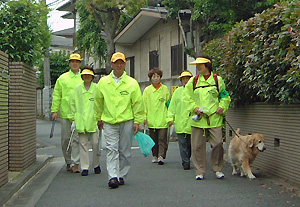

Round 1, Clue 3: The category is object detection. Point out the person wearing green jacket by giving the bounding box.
[69,66,101,176]
[167,71,193,170]
[51,53,83,173]
[184,55,231,180]
[143,68,171,165]
[94,52,144,189]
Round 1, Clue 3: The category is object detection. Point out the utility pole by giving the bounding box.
[43,48,52,120]
[43,0,52,120]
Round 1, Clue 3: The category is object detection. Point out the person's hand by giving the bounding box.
[97,121,103,130]
[194,107,203,115]
[144,120,148,126]
[52,112,57,121]
[168,121,173,126]
[216,107,223,115]
[133,123,139,135]
[71,121,76,132]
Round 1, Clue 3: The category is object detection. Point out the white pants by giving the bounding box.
[103,120,133,180]
[61,119,80,165]
[79,132,100,170]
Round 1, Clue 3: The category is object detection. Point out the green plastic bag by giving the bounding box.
[134,132,155,157]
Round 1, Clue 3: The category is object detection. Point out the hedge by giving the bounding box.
[204,0,300,106]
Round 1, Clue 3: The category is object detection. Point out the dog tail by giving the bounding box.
[235,128,241,135]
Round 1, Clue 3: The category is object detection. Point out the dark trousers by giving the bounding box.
[149,128,168,159]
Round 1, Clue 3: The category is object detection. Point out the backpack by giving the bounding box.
[193,74,219,92]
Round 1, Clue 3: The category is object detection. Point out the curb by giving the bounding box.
[0,154,54,206]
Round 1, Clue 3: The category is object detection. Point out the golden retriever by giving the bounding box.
[228,128,266,179]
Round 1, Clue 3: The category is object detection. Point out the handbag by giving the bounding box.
[134,132,155,157]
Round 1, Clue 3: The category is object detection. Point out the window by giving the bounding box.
[128,57,135,78]
[171,44,184,76]
[149,50,159,70]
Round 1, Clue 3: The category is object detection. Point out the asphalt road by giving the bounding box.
[4,119,300,207]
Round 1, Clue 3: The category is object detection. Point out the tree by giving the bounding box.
[0,0,51,66]
[76,0,147,73]
[37,51,70,88]
[161,0,277,58]
[76,0,107,67]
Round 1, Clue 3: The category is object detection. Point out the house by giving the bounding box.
[114,7,197,92]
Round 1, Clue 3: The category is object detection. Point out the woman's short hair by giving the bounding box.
[201,55,213,72]
[81,65,95,79]
[148,68,163,79]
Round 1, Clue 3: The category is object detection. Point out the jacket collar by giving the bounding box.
[108,71,127,84]
[68,70,81,77]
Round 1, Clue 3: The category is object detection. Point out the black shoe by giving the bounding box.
[94,166,101,174]
[108,177,119,189]
[118,177,125,185]
[81,170,88,176]
[183,164,190,170]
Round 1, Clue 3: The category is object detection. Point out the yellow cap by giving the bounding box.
[81,69,94,76]
[178,71,193,79]
[189,57,211,65]
[111,52,126,63]
[69,53,82,61]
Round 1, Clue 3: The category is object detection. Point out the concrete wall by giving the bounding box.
[0,51,9,187]
[225,103,300,184]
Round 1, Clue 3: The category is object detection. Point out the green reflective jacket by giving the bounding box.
[143,84,171,128]
[184,72,231,128]
[69,82,97,133]
[51,70,83,119]
[167,86,192,134]
[94,72,144,124]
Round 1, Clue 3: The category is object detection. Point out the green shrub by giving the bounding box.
[204,0,300,106]
[37,51,70,88]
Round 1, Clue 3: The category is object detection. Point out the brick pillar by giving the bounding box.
[8,62,36,171]
[0,51,9,187]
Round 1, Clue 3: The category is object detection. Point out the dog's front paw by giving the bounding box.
[248,174,256,180]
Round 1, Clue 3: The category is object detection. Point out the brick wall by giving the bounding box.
[0,51,9,187]
[8,62,36,171]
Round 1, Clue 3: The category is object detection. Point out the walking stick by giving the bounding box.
[66,128,75,152]
[49,119,56,138]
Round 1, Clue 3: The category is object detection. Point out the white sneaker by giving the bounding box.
[216,172,225,179]
[196,175,204,180]
[152,156,158,163]
[158,156,164,165]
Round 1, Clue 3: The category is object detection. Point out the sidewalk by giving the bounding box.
[0,119,58,206]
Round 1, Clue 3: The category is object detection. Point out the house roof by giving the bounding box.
[51,35,74,50]
[56,0,76,12]
[53,28,74,38]
[61,12,74,19]
[114,7,168,45]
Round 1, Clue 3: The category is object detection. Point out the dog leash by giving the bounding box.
[223,117,241,139]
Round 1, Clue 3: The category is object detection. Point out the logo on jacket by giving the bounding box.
[159,98,165,102]
[120,91,129,95]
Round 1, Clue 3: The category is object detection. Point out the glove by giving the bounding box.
[71,121,76,132]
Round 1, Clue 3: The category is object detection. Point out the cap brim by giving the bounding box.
[178,75,192,79]
[112,58,126,63]
[189,60,208,65]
